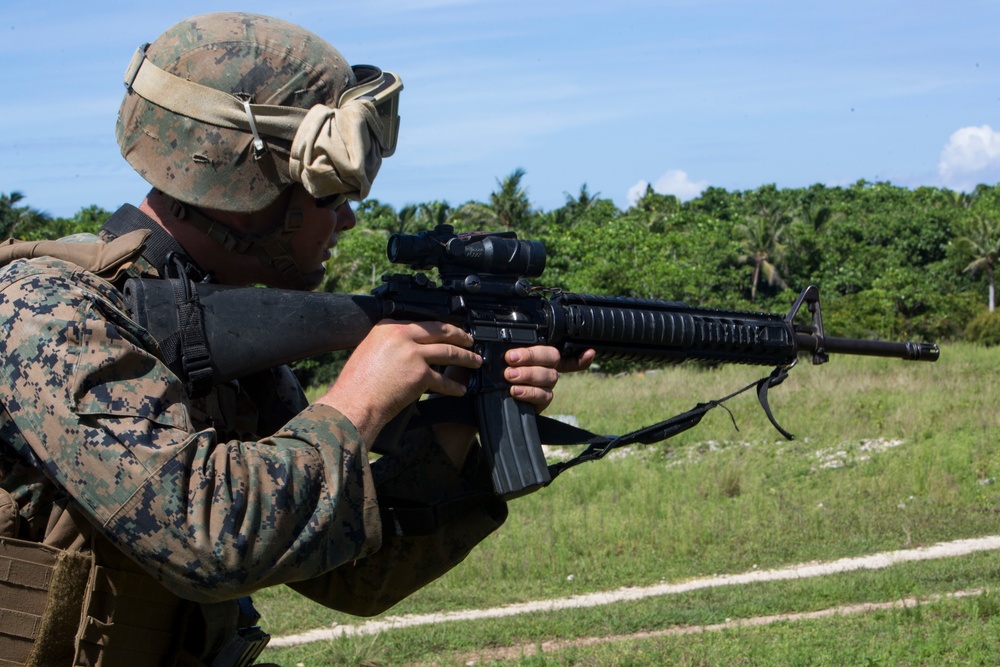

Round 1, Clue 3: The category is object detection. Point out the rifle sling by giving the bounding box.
[165,261,215,399]
[411,365,795,485]
[102,209,216,398]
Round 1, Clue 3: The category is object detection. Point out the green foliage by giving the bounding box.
[1,191,51,238]
[2,192,111,241]
[964,310,1000,346]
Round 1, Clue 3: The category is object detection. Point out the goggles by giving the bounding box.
[316,193,348,210]
[340,65,403,158]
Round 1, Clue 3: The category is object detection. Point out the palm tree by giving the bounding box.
[393,204,419,235]
[563,183,599,216]
[417,200,452,230]
[0,191,51,239]
[956,213,1000,312]
[490,168,531,230]
[735,206,791,303]
[451,169,532,232]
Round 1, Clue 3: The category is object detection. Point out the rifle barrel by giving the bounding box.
[795,333,940,362]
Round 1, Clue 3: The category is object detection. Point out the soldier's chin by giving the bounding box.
[301,266,327,290]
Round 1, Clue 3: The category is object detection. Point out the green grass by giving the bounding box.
[261,554,1000,665]
[257,342,1000,665]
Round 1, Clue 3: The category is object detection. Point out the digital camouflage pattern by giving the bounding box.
[116,12,355,213]
[0,253,382,601]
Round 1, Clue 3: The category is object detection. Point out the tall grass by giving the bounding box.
[257,342,999,665]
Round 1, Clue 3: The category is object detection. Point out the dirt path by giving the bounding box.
[450,588,986,664]
[270,535,1000,648]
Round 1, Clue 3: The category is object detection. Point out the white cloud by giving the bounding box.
[627,169,708,206]
[627,181,651,207]
[938,125,1000,189]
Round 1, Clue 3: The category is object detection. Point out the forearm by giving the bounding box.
[88,405,382,602]
[290,427,506,615]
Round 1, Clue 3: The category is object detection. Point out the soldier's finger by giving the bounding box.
[509,384,555,410]
[504,364,559,389]
[505,345,562,368]
[404,320,475,347]
[556,348,596,373]
[423,344,483,370]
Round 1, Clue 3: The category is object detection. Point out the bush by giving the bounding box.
[965,310,1000,346]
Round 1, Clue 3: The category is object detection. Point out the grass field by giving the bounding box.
[258,342,999,666]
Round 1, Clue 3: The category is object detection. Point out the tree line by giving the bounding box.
[322,172,1000,348]
[4,172,999,354]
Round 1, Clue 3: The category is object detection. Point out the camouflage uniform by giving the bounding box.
[0,222,506,664]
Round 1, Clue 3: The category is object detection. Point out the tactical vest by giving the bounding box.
[0,211,277,667]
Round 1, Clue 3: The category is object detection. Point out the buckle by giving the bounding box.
[124,43,150,92]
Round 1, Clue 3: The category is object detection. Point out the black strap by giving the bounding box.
[102,205,215,396]
[756,365,794,439]
[411,365,797,485]
[163,255,214,398]
[545,366,795,481]
[100,204,192,276]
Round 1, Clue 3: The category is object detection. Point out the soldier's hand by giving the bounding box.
[317,320,482,447]
[433,345,595,468]
[504,345,596,413]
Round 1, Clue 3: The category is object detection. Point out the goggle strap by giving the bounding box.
[125,45,305,141]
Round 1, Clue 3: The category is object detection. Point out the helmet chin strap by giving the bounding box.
[161,192,313,289]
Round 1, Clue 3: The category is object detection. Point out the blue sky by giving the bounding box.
[2,1,999,218]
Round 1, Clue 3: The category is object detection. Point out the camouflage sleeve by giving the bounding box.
[0,259,381,603]
[289,421,508,616]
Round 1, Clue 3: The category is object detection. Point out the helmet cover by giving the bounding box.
[116,13,355,213]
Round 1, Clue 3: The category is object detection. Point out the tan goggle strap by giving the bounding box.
[124,44,386,202]
[125,44,306,141]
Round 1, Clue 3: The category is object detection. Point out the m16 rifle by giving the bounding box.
[124,225,939,500]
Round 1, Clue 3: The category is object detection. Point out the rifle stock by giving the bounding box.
[123,278,383,383]
[123,226,939,499]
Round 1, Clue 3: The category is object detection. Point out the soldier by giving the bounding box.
[0,12,593,666]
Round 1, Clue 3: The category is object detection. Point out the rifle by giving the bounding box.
[123,224,939,500]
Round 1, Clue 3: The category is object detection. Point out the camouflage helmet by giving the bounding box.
[116,13,398,213]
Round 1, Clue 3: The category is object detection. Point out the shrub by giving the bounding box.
[965,310,1000,346]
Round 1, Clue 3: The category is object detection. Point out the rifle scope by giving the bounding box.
[387,225,546,278]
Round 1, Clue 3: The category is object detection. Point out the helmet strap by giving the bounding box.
[162,192,309,289]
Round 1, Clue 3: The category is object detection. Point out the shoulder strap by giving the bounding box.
[100,203,192,276]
